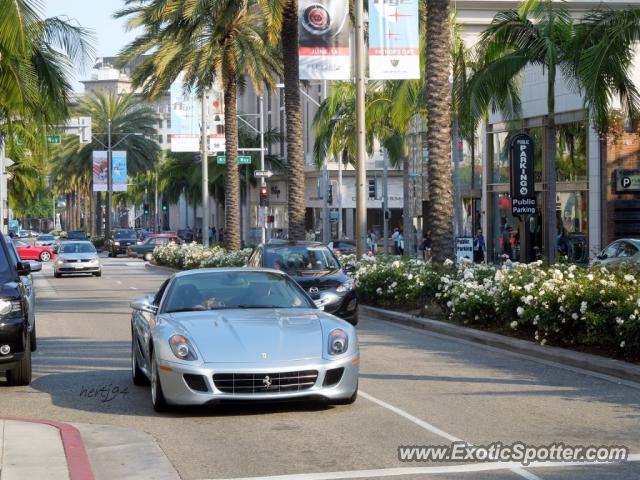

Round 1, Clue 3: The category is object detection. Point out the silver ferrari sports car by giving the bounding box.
[130,268,359,411]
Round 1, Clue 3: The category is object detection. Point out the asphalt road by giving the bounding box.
[1,256,639,480]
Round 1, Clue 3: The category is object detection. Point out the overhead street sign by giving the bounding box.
[254,170,273,178]
[217,156,226,165]
[47,135,61,145]
[237,155,252,165]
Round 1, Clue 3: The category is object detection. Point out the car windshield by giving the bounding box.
[263,245,340,273]
[163,271,315,313]
[59,242,97,254]
[114,229,136,239]
[38,235,54,241]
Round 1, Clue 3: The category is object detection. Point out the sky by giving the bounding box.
[44,0,141,92]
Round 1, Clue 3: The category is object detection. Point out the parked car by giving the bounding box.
[247,241,358,325]
[35,234,57,248]
[591,239,640,267]
[54,241,101,278]
[130,268,359,411]
[107,228,138,257]
[66,230,89,241]
[128,234,182,261]
[0,234,35,385]
[5,236,41,351]
[14,241,55,262]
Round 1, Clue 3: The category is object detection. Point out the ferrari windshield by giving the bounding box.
[163,271,315,313]
[263,245,340,272]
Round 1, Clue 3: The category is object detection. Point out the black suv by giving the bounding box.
[0,234,34,385]
[108,229,138,257]
[247,241,358,325]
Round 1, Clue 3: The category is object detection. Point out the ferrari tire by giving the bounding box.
[39,251,51,262]
[132,336,149,386]
[151,354,170,412]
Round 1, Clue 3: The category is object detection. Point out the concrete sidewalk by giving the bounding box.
[0,418,181,480]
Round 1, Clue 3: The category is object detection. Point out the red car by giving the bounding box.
[15,240,56,262]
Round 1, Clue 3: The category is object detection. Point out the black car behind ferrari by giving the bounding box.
[247,241,358,325]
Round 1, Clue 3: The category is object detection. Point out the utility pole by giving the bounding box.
[355,0,367,257]
[106,119,112,239]
[201,90,210,247]
[382,148,389,254]
[259,95,266,244]
[337,155,343,239]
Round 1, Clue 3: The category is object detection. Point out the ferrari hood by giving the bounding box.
[165,309,323,363]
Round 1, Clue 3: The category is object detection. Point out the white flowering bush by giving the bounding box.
[353,255,640,361]
[152,243,252,270]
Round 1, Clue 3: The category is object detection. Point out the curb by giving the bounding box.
[360,305,640,384]
[0,417,94,480]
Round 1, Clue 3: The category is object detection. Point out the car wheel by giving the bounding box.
[54,272,61,278]
[39,251,51,262]
[30,323,37,351]
[150,354,170,412]
[6,337,32,386]
[144,252,153,262]
[331,384,358,405]
[131,336,149,386]
[94,271,102,277]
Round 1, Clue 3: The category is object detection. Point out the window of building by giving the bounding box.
[158,119,163,129]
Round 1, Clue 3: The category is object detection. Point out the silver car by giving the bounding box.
[131,268,359,412]
[35,234,57,248]
[54,241,102,277]
[591,239,640,267]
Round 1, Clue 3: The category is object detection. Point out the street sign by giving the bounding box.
[509,133,536,217]
[47,135,61,145]
[217,155,226,165]
[254,170,273,178]
[237,155,252,165]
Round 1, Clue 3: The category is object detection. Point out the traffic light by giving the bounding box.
[143,203,150,215]
[368,178,377,199]
[162,200,168,213]
[259,186,269,207]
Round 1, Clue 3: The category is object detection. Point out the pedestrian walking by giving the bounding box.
[473,229,486,263]
[392,228,400,255]
[420,231,432,260]
[369,230,378,255]
[398,230,405,256]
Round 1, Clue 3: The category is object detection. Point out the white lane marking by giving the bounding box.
[208,455,640,480]
[125,262,144,267]
[129,286,138,290]
[359,391,544,480]
[375,318,640,391]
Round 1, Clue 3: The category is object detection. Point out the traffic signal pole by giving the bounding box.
[259,95,266,244]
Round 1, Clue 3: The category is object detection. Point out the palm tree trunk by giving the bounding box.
[224,74,241,251]
[282,0,305,241]
[402,157,412,257]
[426,0,454,262]
[546,114,557,263]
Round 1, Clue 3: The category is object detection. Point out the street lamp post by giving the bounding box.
[106,119,112,239]
[354,0,367,257]
[201,91,210,247]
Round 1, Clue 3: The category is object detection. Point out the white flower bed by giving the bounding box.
[152,243,252,270]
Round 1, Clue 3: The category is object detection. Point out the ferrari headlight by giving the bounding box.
[336,279,355,293]
[169,334,197,361]
[114,241,120,246]
[328,328,348,355]
[0,299,22,316]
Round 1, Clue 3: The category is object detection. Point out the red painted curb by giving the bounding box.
[0,417,95,480]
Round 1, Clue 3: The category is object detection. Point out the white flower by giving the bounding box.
[587,274,594,281]
[571,313,579,320]
[616,317,624,325]
[446,301,454,308]
[541,339,547,345]
[444,259,454,267]
[580,301,587,314]
[620,341,626,348]
[624,274,635,282]
[376,287,383,295]
[510,321,518,329]
[516,306,525,317]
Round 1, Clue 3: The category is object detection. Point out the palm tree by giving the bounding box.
[50,91,159,234]
[424,0,454,263]
[465,0,640,263]
[117,0,281,251]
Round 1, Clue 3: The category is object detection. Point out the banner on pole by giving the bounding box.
[112,151,128,192]
[92,151,108,192]
[298,0,351,80]
[368,0,420,80]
